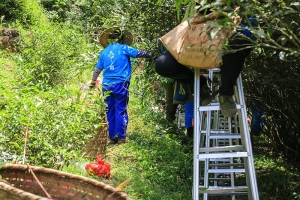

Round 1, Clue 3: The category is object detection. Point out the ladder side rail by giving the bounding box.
[193,69,201,200]
[236,74,259,200]
[199,111,205,195]
[203,110,212,200]
[235,76,253,200]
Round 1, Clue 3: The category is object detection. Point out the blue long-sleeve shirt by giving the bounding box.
[92,42,150,85]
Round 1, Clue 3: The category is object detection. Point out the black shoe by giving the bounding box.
[219,95,237,117]
[186,127,193,138]
[107,137,118,145]
[118,138,129,144]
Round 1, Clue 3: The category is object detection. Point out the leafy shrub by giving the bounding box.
[0,0,25,21]
[1,0,48,26]
[0,85,106,168]
[16,22,93,88]
[0,0,102,169]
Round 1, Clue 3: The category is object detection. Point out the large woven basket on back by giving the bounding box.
[0,164,131,200]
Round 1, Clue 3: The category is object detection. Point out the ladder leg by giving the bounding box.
[193,69,201,200]
[236,75,259,200]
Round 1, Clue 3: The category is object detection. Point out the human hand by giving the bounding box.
[88,80,96,88]
[146,56,152,62]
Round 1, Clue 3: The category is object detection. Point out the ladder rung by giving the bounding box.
[199,186,248,193]
[209,163,244,167]
[207,168,245,173]
[198,152,248,159]
[205,158,231,162]
[199,145,244,152]
[208,192,248,196]
[199,104,242,111]
[200,177,231,181]
[214,139,239,142]
[205,130,230,134]
[209,134,241,139]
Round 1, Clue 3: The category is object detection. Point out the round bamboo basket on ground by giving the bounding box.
[0,164,131,200]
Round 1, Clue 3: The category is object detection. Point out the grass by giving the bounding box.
[62,91,195,200]
[62,94,300,200]
[252,136,300,199]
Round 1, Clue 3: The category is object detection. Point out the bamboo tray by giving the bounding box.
[0,164,130,200]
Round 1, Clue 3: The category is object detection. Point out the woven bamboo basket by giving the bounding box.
[84,124,108,158]
[0,164,131,200]
[80,82,108,158]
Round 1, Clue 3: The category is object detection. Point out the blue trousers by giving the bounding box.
[103,82,129,140]
[184,101,194,128]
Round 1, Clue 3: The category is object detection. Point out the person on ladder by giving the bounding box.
[155,50,213,107]
[154,0,257,118]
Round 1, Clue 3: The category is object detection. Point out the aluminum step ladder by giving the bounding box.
[193,68,259,200]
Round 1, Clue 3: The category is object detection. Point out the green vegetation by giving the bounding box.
[1,0,300,199]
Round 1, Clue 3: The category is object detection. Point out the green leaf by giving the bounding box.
[11,142,20,149]
[257,48,262,54]
[277,35,288,46]
[0,162,6,169]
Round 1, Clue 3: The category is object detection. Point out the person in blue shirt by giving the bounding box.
[90,27,151,145]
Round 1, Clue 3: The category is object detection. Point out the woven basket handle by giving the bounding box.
[27,164,52,199]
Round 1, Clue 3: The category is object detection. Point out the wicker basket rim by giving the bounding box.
[0,164,131,200]
[0,180,50,200]
[1,164,109,187]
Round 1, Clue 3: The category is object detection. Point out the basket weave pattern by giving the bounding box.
[84,125,108,158]
[0,164,131,200]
